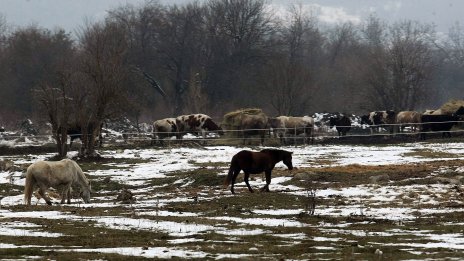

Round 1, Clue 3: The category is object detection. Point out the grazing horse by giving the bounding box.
[24,159,91,205]
[329,115,351,136]
[224,149,293,194]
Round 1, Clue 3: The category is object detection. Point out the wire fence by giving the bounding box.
[1,120,464,147]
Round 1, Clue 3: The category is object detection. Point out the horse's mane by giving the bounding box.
[260,149,289,154]
[64,159,90,190]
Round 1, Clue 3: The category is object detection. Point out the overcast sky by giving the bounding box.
[1,0,463,34]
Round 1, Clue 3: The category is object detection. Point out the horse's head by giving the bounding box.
[80,180,91,203]
[283,151,293,170]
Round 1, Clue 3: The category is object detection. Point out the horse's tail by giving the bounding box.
[24,168,35,205]
[224,156,237,187]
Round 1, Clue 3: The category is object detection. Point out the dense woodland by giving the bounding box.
[0,0,463,130]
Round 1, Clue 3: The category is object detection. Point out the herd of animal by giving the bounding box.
[152,113,316,145]
[152,106,464,145]
[23,148,294,205]
[360,107,464,139]
[19,106,464,205]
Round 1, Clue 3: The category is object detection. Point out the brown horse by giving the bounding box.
[224,149,293,194]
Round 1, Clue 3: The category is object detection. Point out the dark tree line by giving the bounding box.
[0,1,463,156]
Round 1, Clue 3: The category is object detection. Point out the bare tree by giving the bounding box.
[76,21,129,158]
[321,22,366,113]
[35,71,73,158]
[158,3,206,115]
[361,16,390,110]
[445,22,464,68]
[389,21,435,110]
[362,19,435,110]
[203,0,275,110]
[263,56,312,115]
[1,27,73,116]
[107,2,168,112]
[17,28,76,158]
[260,5,317,115]
[431,22,464,104]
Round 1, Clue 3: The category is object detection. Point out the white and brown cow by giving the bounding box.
[176,114,223,140]
[361,110,396,133]
[152,118,178,145]
[268,116,314,144]
[329,115,351,136]
[396,111,422,132]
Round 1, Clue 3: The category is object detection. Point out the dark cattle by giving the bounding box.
[60,122,104,149]
[360,114,372,125]
[223,149,293,194]
[420,114,460,140]
[329,115,351,136]
[455,106,464,116]
[152,118,177,145]
[176,114,223,140]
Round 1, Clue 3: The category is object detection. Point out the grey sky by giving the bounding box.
[1,0,463,34]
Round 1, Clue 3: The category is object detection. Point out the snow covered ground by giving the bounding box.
[1,141,464,259]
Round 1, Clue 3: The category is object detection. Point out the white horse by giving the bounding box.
[24,159,91,205]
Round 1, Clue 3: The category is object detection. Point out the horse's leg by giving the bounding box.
[66,186,72,204]
[230,169,241,194]
[60,184,71,204]
[38,186,52,205]
[244,172,254,193]
[60,187,66,204]
[260,170,271,192]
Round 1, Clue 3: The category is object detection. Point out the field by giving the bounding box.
[1,140,464,260]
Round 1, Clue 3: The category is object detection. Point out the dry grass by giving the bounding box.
[439,99,464,114]
[2,147,464,259]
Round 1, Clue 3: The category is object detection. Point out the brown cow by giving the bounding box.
[152,118,177,145]
[268,116,314,144]
[238,113,268,145]
[396,111,422,132]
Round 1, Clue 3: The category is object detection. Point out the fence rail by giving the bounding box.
[1,120,464,146]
